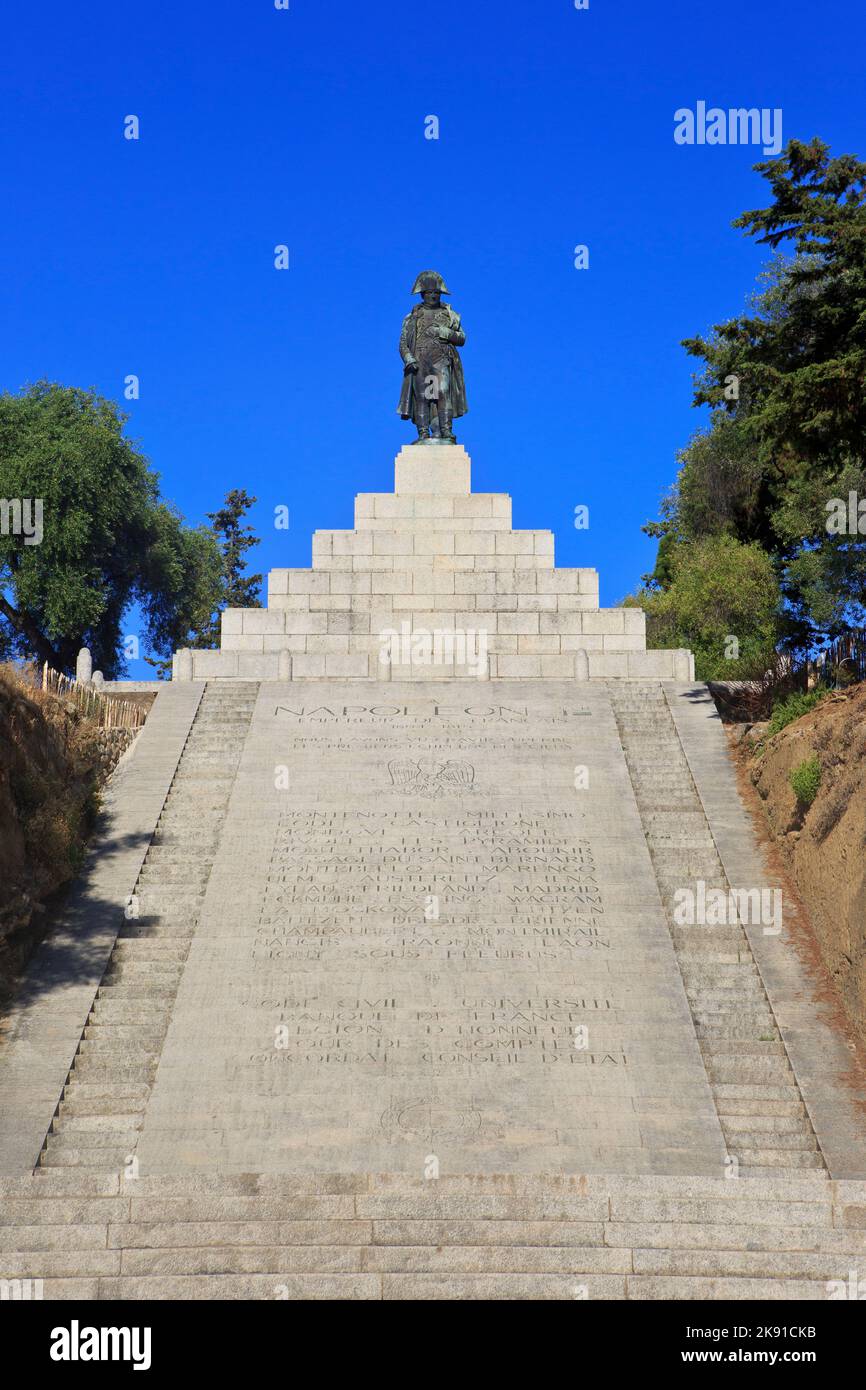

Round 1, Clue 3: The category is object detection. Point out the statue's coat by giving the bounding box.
[397,304,468,421]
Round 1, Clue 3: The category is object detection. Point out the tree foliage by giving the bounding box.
[0,382,222,677]
[628,535,781,680]
[645,138,866,652]
[187,489,262,651]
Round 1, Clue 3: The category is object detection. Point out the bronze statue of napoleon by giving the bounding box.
[398,270,467,444]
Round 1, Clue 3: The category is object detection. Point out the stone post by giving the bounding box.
[674,650,693,682]
[76,647,93,684]
[175,649,193,682]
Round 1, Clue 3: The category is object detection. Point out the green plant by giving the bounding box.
[790,754,822,806]
[0,381,223,675]
[626,534,781,681]
[768,689,826,737]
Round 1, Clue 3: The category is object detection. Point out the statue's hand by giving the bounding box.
[403,359,419,374]
[429,326,451,341]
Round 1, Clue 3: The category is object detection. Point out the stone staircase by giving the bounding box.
[1,1169,864,1299]
[609,684,824,1175]
[37,684,258,1172]
[4,676,862,1299]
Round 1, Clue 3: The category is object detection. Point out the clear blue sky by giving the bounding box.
[2,0,863,676]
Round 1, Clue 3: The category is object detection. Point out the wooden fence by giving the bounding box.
[40,664,147,730]
[808,631,866,686]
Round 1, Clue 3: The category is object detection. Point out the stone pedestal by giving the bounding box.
[395,444,471,495]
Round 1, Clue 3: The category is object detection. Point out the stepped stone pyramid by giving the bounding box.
[172,445,694,682]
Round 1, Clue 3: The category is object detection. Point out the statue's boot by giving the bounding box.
[411,399,432,444]
[437,407,457,444]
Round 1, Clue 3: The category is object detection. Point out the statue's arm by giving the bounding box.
[399,314,418,370]
[443,312,465,347]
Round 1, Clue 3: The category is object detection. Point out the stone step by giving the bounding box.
[697,1023,780,1041]
[56,1100,147,1126]
[91,997,174,1016]
[75,1040,164,1061]
[628,1247,864,1278]
[88,1001,173,1024]
[83,1025,166,1044]
[716,1098,806,1118]
[715,1084,806,1105]
[103,963,183,982]
[59,1096,148,1118]
[692,1002,774,1017]
[117,922,197,940]
[142,847,220,864]
[652,859,725,875]
[105,952,185,970]
[131,889,205,906]
[95,980,176,999]
[694,1015,777,1032]
[39,1148,131,1170]
[45,1124,142,1149]
[51,1113,144,1135]
[605,1221,864,1254]
[687,988,770,1006]
[151,831,223,847]
[680,951,754,967]
[136,866,212,885]
[62,1081,152,1103]
[64,1061,157,1082]
[680,963,762,981]
[670,930,751,947]
[0,1233,845,1285]
[629,784,695,796]
[154,794,228,808]
[110,941,188,960]
[731,1151,826,1170]
[706,1061,796,1084]
[720,1127,818,1150]
[689,1001,771,1022]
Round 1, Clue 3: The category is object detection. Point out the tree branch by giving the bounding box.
[0,594,62,669]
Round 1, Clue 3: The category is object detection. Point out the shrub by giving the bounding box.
[625,536,781,681]
[789,754,821,806]
[768,689,826,737]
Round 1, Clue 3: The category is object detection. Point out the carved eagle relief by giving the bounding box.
[388,758,476,799]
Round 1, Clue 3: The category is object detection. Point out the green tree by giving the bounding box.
[187,489,262,650]
[675,138,866,641]
[628,535,781,681]
[0,382,222,677]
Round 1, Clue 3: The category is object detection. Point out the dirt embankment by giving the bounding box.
[0,666,144,997]
[735,686,866,1046]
